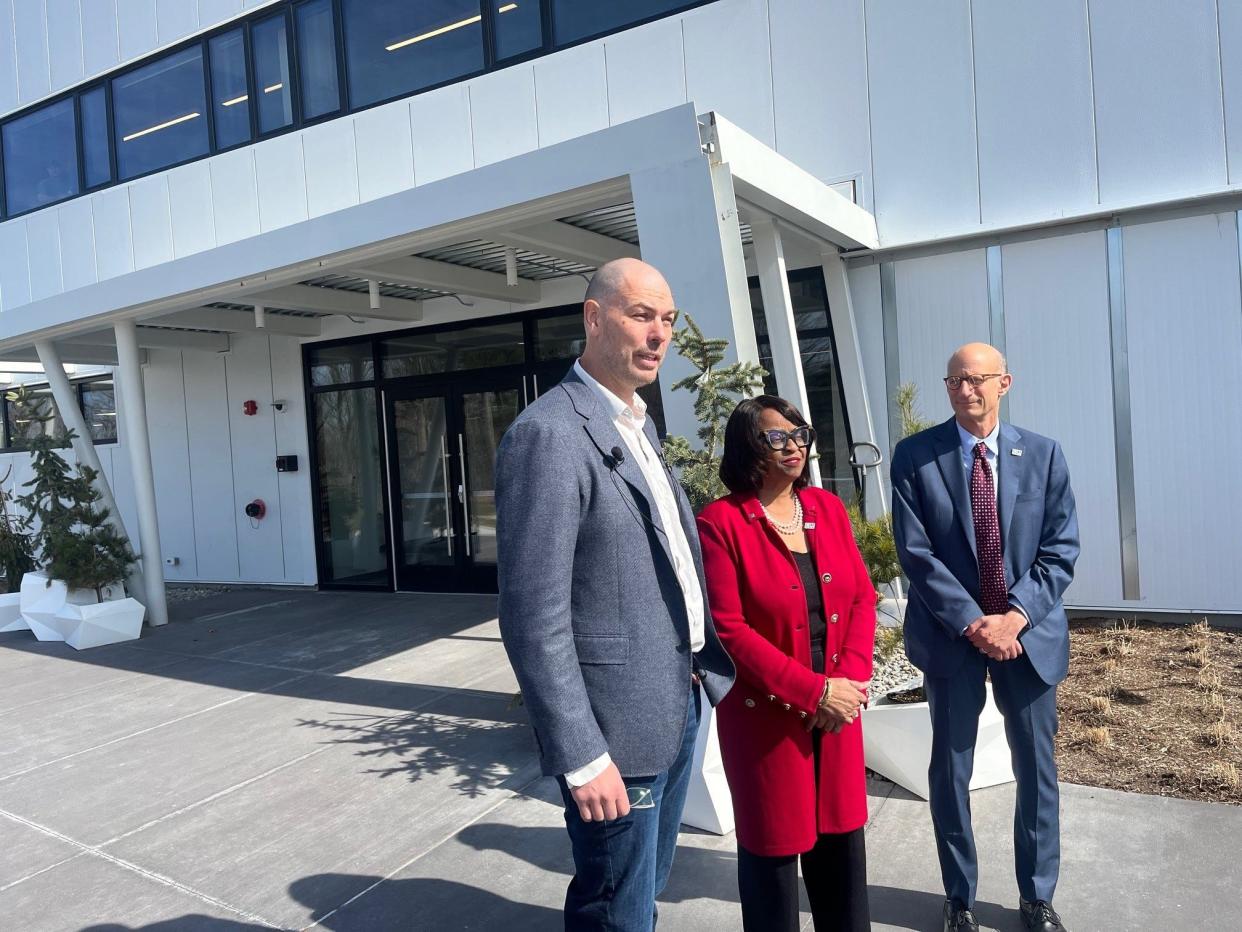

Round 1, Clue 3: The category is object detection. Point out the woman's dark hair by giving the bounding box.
[719,395,812,494]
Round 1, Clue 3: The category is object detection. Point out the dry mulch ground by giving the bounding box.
[1056,618,1242,805]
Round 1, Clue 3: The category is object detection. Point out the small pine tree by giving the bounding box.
[0,465,35,593]
[661,314,767,512]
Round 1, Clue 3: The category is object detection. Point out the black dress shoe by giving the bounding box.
[1020,898,1068,932]
[943,899,979,932]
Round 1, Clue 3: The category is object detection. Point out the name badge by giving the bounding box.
[1010,449,1023,457]
[803,522,816,529]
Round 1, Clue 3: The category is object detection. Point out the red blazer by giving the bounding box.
[697,487,876,855]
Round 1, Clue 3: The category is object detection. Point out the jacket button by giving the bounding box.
[744,698,756,708]
[767,694,776,702]
[799,711,808,719]
[782,703,791,711]
[832,652,839,664]
[830,613,839,624]
[821,572,832,583]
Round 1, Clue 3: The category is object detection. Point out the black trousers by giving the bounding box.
[736,827,870,932]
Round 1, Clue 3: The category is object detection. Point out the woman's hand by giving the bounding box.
[804,677,868,732]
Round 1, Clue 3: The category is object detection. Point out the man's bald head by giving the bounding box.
[578,258,677,400]
[944,341,1012,436]
[584,258,669,310]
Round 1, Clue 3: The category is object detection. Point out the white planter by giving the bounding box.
[862,677,1013,800]
[681,685,734,835]
[20,571,125,643]
[57,597,146,650]
[877,597,906,628]
[0,591,25,633]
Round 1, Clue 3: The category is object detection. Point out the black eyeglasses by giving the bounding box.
[759,426,816,450]
[943,374,1004,390]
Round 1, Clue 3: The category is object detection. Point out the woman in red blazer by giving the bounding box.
[697,395,875,932]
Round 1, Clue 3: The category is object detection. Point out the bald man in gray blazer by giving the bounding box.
[496,259,734,931]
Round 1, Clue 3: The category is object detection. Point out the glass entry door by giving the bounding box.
[384,375,525,591]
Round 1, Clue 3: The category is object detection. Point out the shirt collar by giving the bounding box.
[957,419,1000,458]
[574,360,647,427]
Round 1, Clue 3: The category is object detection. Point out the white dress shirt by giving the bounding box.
[564,361,705,786]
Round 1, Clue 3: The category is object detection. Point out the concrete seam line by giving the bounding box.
[0,849,88,893]
[300,769,546,931]
[193,598,298,623]
[0,807,283,928]
[0,672,310,784]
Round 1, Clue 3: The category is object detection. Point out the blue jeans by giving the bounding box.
[557,687,701,932]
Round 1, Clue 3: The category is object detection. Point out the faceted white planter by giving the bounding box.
[682,684,734,835]
[20,571,130,645]
[57,597,146,650]
[862,678,1013,800]
[0,591,25,633]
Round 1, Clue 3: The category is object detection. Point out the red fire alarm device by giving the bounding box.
[244,499,266,520]
[243,400,258,416]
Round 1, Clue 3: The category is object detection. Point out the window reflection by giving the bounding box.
[4,388,65,450]
[2,99,79,214]
[81,88,111,188]
[79,381,119,442]
[113,47,209,180]
[493,1,542,60]
[210,29,252,149]
[253,15,294,133]
[552,1,693,45]
[296,0,341,119]
[343,0,485,108]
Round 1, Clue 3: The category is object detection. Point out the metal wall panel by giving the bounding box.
[183,351,242,581]
[1089,0,1226,204]
[354,100,413,203]
[0,219,31,309]
[1122,213,1242,611]
[167,162,217,258]
[25,209,62,302]
[1219,0,1242,185]
[971,0,1097,226]
[91,186,135,280]
[143,349,198,580]
[769,0,871,204]
[0,0,17,114]
[80,0,121,80]
[468,66,538,168]
[303,119,359,218]
[602,15,685,127]
[128,175,174,270]
[208,148,260,245]
[254,133,308,232]
[199,0,244,30]
[269,333,316,583]
[682,0,775,146]
[224,332,286,583]
[847,262,890,457]
[47,0,84,92]
[116,0,158,64]
[56,198,97,292]
[534,43,609,148]
[14,0,50,103]
[155,0,198,46]
[410,84,474,185]
[892,248,989,415]
[1001,230,1122,606]
[864,0,979,243]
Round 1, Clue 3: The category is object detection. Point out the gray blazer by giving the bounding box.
[495,368,735,778]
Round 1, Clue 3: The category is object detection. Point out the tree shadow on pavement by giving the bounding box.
[867,884,1019,931]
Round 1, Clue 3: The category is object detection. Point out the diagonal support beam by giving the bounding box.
[346,256,541,303]
[249,285,424,322]
[494,220,639,269]
[152,308,323,337]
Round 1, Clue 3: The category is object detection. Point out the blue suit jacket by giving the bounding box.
[890,418,1080,685]
[495,369,735,778]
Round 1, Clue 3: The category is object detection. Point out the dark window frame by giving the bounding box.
[0,376,119,452]
[0,0,718,221]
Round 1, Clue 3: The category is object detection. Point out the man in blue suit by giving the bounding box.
[890,343,1079,932]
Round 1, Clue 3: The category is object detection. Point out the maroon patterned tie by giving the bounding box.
[971,442,1008,615]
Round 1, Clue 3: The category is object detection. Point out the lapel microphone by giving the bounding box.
[609,446,626,468]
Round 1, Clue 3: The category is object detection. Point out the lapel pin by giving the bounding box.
[1010,448,1023,457]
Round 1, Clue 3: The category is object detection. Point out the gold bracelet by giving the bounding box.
[818,678,833,710]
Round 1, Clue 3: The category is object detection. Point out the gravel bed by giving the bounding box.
[165,584,246,604]
[870,648,921,697]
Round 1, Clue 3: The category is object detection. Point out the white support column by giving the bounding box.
[34,340,146,602]
[750,216,822,488]
[821,251,889,518]
[113,319,169,627]
[631,154,758,444]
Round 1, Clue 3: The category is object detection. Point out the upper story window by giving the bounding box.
[0,1,715,220]
[1,377,117,451]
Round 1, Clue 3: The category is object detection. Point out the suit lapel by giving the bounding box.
[997,422,1023,549]
[932,418,977,559]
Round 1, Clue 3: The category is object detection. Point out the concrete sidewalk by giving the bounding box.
[0,589,1237,931]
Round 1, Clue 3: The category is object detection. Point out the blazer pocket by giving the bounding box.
[574,634,630,665]
[1016,491,1044,503]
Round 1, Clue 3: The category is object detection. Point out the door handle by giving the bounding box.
[457,433,471,557]
[440,435,454,557]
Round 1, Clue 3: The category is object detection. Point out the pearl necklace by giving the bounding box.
[762,493,803,535]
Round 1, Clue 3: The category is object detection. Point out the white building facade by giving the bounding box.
[0,0,1237,617]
